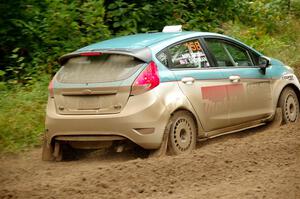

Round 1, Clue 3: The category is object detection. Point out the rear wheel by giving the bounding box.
[167,111,197,155]
[278,87,299,124]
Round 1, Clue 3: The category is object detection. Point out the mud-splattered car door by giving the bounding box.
[203,38,273,126]
[164,38,231,131]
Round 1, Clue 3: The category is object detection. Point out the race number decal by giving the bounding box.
[184,41,202,51]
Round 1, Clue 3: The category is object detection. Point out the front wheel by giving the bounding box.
[278,87,299,124]
[167,111,197,155]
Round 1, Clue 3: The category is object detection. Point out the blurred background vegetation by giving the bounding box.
[0,0,299,153]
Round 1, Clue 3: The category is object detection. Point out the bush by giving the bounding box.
[0,75,49,152]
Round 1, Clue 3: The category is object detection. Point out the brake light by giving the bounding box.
[48,79,54,98]
[80,52,102,56]
[131,61,160,95]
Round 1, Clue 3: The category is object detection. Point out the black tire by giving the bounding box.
[167,111,197,155]
[278,87,299,124]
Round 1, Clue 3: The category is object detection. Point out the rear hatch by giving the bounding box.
[53,53,145,115]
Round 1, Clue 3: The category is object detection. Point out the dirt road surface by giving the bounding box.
[0,122,299,199]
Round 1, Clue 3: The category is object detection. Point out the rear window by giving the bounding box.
[56,54,144,83]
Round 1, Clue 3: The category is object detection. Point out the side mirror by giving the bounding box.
[258,56,270,74]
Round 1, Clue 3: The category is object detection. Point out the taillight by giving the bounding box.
[48,79,54,98]
[130,61,160,96]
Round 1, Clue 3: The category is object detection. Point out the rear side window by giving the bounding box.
[168,40,210,68]
[57,54,143,83]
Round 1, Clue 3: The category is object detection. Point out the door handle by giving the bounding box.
[181,77,195,85]
[229,75,240,83]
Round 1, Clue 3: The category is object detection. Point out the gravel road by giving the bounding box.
[0,122,299,199]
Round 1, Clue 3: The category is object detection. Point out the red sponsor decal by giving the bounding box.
[202,84,243,102]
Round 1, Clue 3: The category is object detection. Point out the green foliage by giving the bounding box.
[35,0,110,74]
[3,48,33,84]
[291,0,300,16]
[106,0,149,35]
[0,0,110,78]
[224,16,300,67]
[0,76,49,152]
[237,0,289,34]
[104,0,242,34]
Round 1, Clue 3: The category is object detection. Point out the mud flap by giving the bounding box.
[42,137,55,161]
[266,108,283,129]
[149,122,172,158]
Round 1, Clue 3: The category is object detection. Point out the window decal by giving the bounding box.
[169,39,209,68]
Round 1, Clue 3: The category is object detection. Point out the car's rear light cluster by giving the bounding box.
[48,79,54,98]
[130,61,160,96]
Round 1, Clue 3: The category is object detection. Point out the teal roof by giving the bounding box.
[77,32,196,51]
[76,31,262,56]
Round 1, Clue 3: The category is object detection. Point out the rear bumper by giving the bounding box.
[45,89,170,149]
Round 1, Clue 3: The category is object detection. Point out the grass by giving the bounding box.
[0,17,299,154]
[0,76,49,153]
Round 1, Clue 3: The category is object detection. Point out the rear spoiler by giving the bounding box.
[58,47,152,65]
